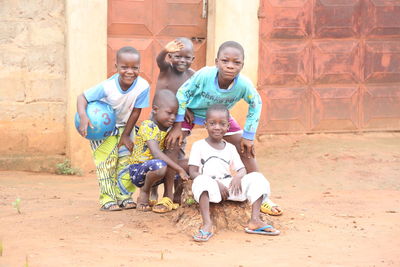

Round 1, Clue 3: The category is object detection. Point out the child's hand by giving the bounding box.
[178,168,190,181]
[240,138,255,159]
[165,40,184,53]
[78,115,94,137]
[119,134,134,152]
[229,177,242,196]
[184,108,194,124]
[217,181,229,201]
[165,124,183,149]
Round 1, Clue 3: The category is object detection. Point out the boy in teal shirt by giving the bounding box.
[164,41,282,216]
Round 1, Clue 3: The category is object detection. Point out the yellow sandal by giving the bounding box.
[152,197,179,213]
[261,199,283,216]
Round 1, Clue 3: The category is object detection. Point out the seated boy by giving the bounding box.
[117,90,189,211]
[189,104,280,242]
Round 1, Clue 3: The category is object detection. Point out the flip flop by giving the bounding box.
[152,197,178,213]
[260,199,283,216]
[100,201,122,212]
[119,199,137,210]
[193,230,213,242]
[244,225,280,236]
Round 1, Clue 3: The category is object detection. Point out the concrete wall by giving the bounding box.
[0,0,259,173]
[0,0,67,171]
[66,0,107,173]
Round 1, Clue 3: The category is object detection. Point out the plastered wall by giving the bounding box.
[1,0,259,173]
[0,0,67,171]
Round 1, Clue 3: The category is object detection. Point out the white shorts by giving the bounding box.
[192,172,270,205]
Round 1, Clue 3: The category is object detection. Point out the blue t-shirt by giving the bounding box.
[176,66,262,140]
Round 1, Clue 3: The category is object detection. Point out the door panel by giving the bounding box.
[108,0,207,121]
[258,0,400,133]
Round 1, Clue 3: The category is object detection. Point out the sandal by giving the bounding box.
[100,202,122,211]
[152,197,179,213]
[260,198,283,216]
[193,230,213,242]
[119,199,137,210]
[245,225,280,236]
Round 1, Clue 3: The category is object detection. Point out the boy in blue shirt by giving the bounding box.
[165,41,282,215]
[77,46,150,211]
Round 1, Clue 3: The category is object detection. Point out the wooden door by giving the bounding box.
[258,0,400,134]
[108,0,207,120]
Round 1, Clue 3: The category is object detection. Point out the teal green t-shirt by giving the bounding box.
[176,66,262,140]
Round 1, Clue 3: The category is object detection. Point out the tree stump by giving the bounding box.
[171,180,272,233]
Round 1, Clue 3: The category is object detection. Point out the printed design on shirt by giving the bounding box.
[131,120,167,164]
[200,156,231,179]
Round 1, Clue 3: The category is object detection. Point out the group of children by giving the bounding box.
[76,38,281,241]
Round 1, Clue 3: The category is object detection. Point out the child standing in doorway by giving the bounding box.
[151,37,196,206]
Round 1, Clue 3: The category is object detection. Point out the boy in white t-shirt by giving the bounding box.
[188,104,280,242]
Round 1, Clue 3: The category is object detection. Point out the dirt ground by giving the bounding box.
[1,132,400,267]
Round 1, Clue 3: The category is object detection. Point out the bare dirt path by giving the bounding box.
[1,132,399,267]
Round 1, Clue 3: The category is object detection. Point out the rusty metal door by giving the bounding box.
[108,0,207,120]
[258,0,400,134]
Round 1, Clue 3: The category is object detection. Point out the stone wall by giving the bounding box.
[0,0,66,172]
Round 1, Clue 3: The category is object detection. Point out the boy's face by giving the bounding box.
[153,102,178,130]
[215,47,244,81]
[169,47,194,73]
[205,110,230,140]
[115,52,140,89]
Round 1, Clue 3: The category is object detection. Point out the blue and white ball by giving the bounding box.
[75,101,116,141]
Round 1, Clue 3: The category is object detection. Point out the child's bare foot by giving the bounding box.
[136,191,152,212]
[149,186,158,206]
[246,219,280,235]
[173,194,181,205]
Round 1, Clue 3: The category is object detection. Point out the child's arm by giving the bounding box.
[229,143,247,196]
[76,94,94,137]
[147,139,189,180]
[118,108,141,152]
[229,167,246,196]
[165,68,206,148]
[119,87,150,151]
[241,86,263,158]
[188,165,200,179]
[156,40,185,71]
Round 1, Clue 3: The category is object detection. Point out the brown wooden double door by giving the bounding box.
[258,0,400,133]
[108,0,207,120]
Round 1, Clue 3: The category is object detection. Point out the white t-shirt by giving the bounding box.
[188,139,245,179]
[84,74,150,127]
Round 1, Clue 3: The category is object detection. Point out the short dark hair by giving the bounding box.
[116,46,140,62]
[206,104,230,120]
[153,89,178,108]
[217,41,244,59]
[176,37,194,51]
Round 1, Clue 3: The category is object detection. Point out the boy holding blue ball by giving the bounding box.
[77,46,150,211]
